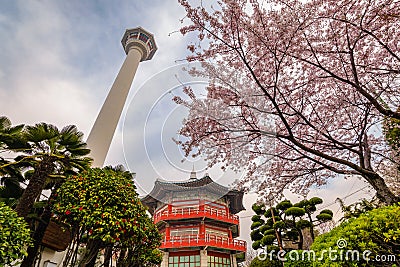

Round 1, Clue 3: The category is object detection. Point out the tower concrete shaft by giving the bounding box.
[87,27,157,167]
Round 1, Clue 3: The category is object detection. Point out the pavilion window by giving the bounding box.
[169,254,200,267]
[170,227,199,238]
[206,228,228,238]
[207,255,231,267]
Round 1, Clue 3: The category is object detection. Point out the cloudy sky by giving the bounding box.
[0,0,373,244]
[0,0,198,184]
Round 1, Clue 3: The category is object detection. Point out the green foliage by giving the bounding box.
[250,198,332,251]
[0,117,26,208]
[273,221,285,229]
[266,216,281,226]
[250,257,282,267]
[259,224,270,233]
[52,167,162,265]
[265,218,274,227]
[0,202,32,266]
[264,229,276,236]
[0,116,25,150]
[0,176,23,208]
[338,198,380,219]
[131,246,163,266]
[316,213,332,221]
[319,209,333,216]
[283,250,313,267]
[252,215,262,222]
[264,207,278,218]
[285,230,299,240]
[308,197,323,205]
[285,207,305,217]
[12,123,92,219]
[252,240,262,250]
[309,204,400,266]
[53,168,159,244]
[276,200,292,210]
[252,203,266,215]
[295,219,311,229]
[251,229,263,241]
[251,221,263,230]
[295,199,318,212]
[236,252,245,261]
[261,234,276,245]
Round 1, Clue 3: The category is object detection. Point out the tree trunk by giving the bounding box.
[15,157,54,219]
[116,248,126,267]
[126,249,139,267]
[21,183,63,267]
[103,247,113,267]
[362,135,398,205]
[297,228,303,250]
[269,203,283,251]
[21,207,52,267]
[78,239,102,267]
[306,212,315,241]
[364,173,399,205]
[85,254,98,267]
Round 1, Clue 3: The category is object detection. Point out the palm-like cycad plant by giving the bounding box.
[0,116,25,150]
[14,123,92,219]
[0,116,26,207]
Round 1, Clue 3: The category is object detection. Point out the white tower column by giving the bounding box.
[86,27,157,167]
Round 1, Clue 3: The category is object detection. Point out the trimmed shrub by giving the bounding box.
[0,202,32,266]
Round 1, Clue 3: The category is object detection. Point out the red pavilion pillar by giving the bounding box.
[200,221,205,240]
[199,199,205,213]
[165,223,171,241]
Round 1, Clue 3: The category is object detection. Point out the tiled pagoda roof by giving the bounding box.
[141,175,245,215]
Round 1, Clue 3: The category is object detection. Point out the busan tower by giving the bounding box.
[86,27,157,167]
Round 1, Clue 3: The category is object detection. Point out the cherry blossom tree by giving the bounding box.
[175,0,400,204]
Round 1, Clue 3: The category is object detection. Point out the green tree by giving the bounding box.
[0,201,32,266]
[52,167,162,267]
[337,198,379,220]
[251,198,332,250]
[12,123,92,219]
[0,119,92,266]
[305,204,400,267]
[7,123,92,267]
[0,116,25,151]
[0,172,25,208]
[0,116,26,207]
[249,257,282,267]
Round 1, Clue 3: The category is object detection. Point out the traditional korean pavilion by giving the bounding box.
[142,171,246,267]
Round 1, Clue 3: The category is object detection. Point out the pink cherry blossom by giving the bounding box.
[176,0,400,204]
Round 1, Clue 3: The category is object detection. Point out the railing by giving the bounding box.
[153,205,239,225]
[161,234,246,252]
